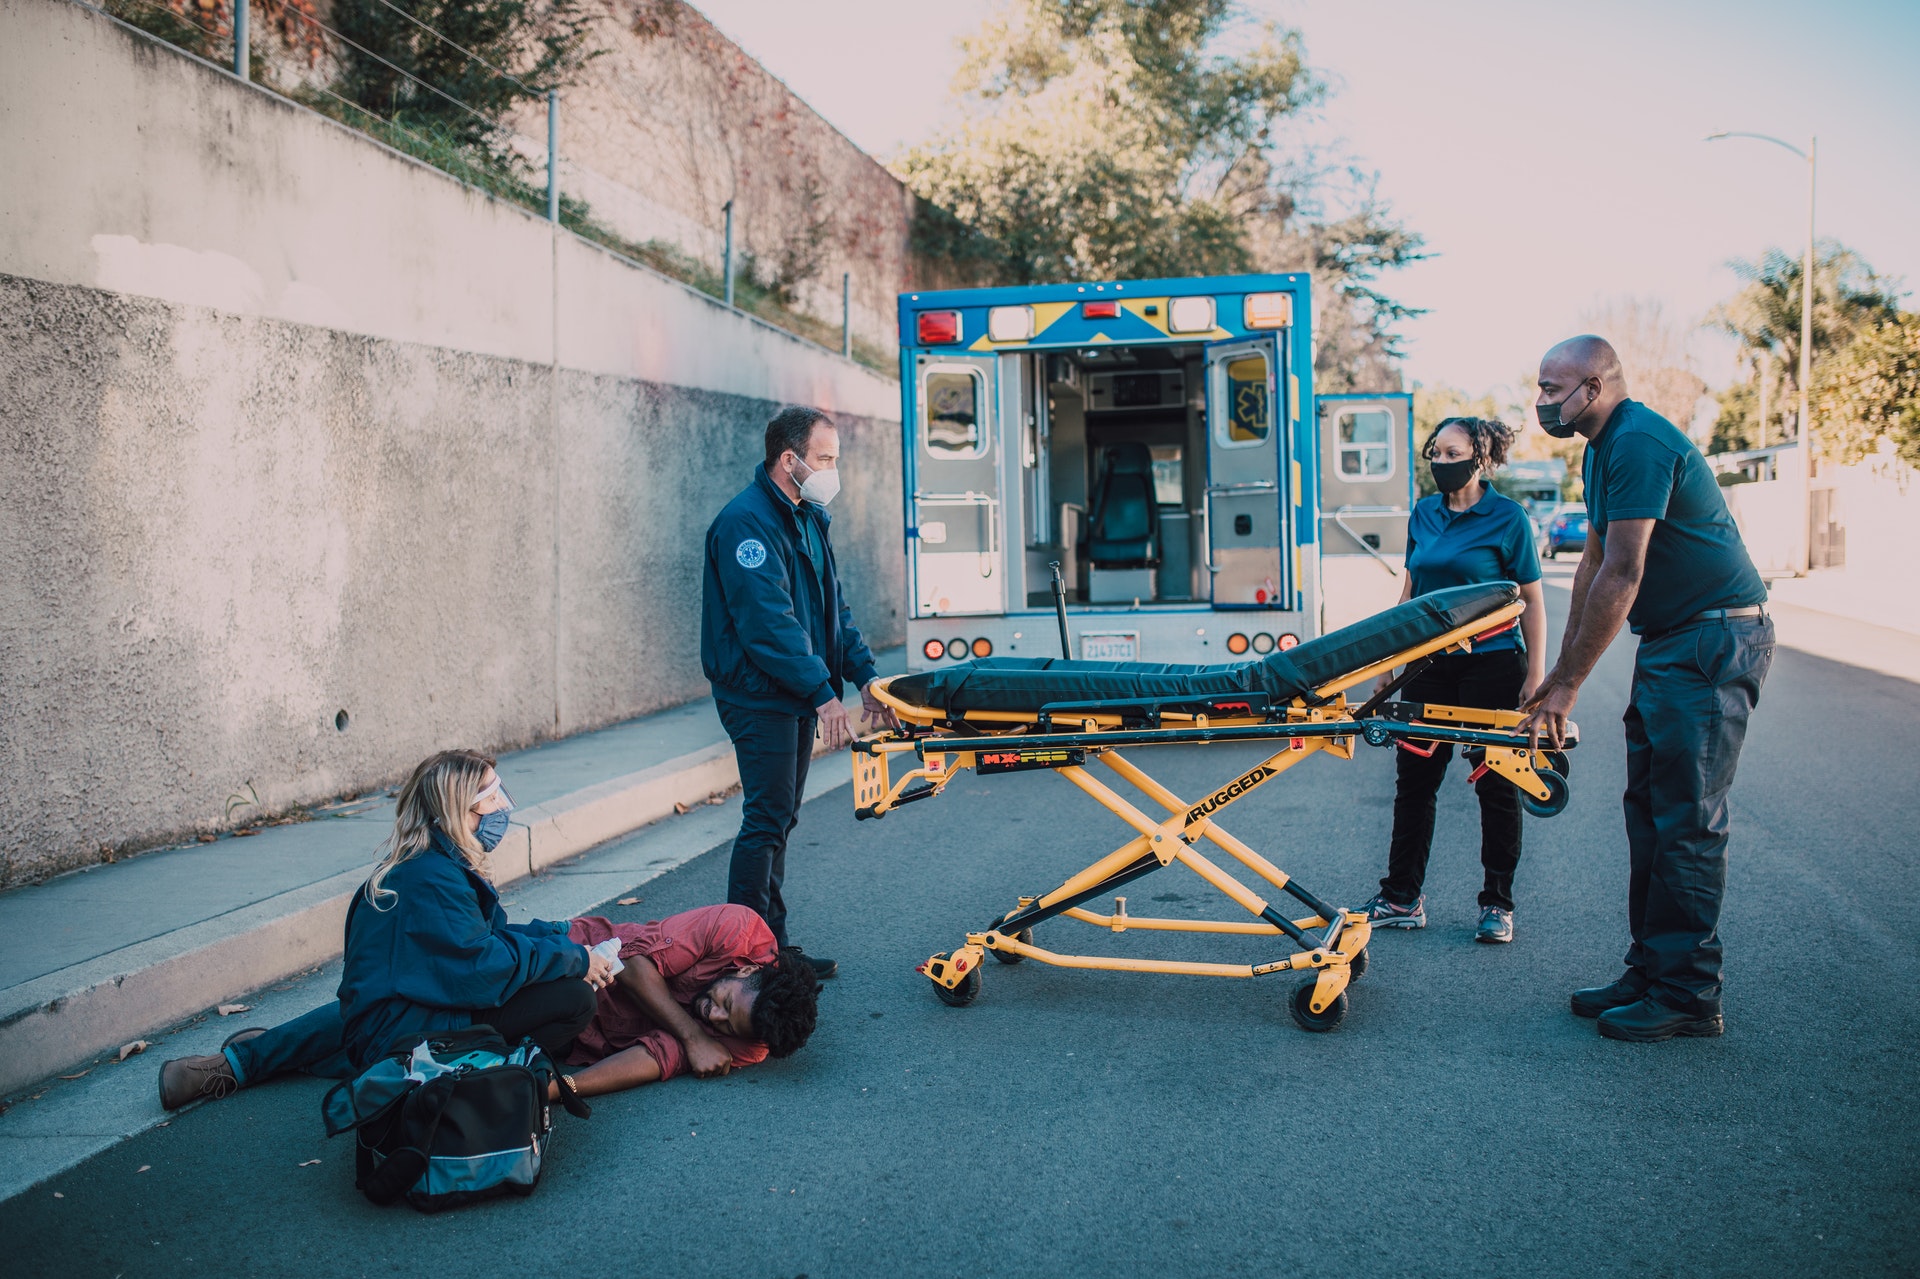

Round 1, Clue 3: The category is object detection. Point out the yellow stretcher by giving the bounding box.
[852,582,1575,1031]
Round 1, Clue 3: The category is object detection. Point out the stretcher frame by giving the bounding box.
[852,597,1576,1031]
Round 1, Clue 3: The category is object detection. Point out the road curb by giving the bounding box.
[0,734,756,1098]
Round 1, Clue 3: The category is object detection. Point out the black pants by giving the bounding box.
[473,978,596,1061]
[1381,648,1527,911]
[1621,615,1773,1014]
[718,699,816,948]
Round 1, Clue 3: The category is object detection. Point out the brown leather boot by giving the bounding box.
[157,1054,239,1110]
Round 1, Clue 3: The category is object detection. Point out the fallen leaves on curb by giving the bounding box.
[673,801,691,815]
[617,897,642,906]
[118,1040,150,1061]
[136,1165,150,1174]
[298,1159,322,1167]
[60,1071,89,1080]
[216,1004,251,1016]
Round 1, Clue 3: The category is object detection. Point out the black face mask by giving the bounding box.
[1536,381,1594,439]
[1429,457,1477,494]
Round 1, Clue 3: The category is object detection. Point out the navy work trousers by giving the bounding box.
[717,700,817,948]
[228,1001,350,1085]
[1381,648,1529,912]
[1621,614,1773,1013]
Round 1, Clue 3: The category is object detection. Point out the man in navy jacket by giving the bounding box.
[701,407,892,980]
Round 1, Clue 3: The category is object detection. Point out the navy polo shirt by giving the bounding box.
[1584,400,1766,636]
[1405,485,1541,652]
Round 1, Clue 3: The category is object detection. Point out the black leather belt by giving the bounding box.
[1687,605,1767,623]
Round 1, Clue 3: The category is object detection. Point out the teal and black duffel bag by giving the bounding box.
[322,1025,590,1213]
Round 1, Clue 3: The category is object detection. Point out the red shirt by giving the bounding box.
[564,904,777,1079]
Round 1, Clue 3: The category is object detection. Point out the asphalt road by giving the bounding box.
[5,581,1917,1278]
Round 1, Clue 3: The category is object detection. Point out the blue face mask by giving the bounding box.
[474,808,513,852]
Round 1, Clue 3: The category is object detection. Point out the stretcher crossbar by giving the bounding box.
[854,582,1577,1032]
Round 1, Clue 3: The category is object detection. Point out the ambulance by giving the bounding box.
[896,274,1414,671]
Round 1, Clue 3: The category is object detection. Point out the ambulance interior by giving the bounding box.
[1026,342,1212,608]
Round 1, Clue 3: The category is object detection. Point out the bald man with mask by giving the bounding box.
[1518,336,1773,1043]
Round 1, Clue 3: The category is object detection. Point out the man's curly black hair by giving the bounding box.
[745,947,820,1059]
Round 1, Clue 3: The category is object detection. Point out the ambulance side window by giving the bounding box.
[1337,408,1394,478]
[924,368,987,457]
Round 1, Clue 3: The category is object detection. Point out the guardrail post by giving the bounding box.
[546,90,559,223]
[232,0,248,79]
[842,271,851,358]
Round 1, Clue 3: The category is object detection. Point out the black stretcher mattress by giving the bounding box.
[890,582,1520,715]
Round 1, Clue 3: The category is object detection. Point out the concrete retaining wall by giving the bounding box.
[0,0,906,885]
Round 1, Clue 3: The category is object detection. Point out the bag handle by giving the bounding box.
[524,1041,592,1120]
[358,1074,457,1206]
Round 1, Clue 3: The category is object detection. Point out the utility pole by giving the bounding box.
[842,271,851,358]
[722,200,735,308]
[232,0,248,80]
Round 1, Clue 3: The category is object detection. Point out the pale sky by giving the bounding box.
[693,0,1920,397]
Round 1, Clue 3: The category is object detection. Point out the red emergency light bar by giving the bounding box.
[1082,300,1119,319]
[917,310,962,344]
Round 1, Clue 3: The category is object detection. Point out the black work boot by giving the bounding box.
[158,1054,240,1110]
[1596,996,1724,1042]
[789,947,837,981]
[1570,974,1649,1019]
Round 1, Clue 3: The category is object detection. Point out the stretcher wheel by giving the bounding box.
[989,927,1033,964]
[934,967,982,1007]
[1519,769,1570,819]
[1544,749,1571,779]
[1346,946,1369,982]
[1289,981,1349,1033]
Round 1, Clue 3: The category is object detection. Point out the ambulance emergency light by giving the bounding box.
[1167,296,1215,333]
[988,305,1034,342]
[1244,292,1293,329]
[916,310,962,344]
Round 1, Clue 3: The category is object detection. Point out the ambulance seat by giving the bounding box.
[1087,443,1160,569]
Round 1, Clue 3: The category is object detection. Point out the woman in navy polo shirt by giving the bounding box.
[1364,417,1546,943]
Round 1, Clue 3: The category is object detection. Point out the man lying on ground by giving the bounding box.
[158,904,819,1109]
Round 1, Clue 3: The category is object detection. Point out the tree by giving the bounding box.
[327,0,600,168]
[1705,241,1901,452]
[1811,312,1920,467]
[896,0,1424,390]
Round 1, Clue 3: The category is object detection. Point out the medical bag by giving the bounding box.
[321,1025,590,1213]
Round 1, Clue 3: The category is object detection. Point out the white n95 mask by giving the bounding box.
[796,461,841,506]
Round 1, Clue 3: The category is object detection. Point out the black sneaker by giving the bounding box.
[791,948,837,981]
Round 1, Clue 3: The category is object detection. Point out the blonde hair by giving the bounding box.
[365,749,496,910]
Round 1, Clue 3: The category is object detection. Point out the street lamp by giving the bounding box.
[1706,130,1816,573]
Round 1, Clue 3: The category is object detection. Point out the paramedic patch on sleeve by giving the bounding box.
[735,538,768,569]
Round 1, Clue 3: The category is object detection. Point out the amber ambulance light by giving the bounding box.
[1251,632,1276,654]
[988,306,1034,342]
[1278,632,1300,650]
[917,311,962,344]
[1167,296,1215,333]
[1081,300,1119,319]
[971,637,993,658]
[945,638,969,660]
[1244,292,1292,329]
[923,639,946,661]
[1226,632,1251,655]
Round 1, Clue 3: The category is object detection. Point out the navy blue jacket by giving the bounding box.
[337,830,586,1069]
[702,464,880,716]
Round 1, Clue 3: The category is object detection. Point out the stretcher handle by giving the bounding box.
[1050,561,1072,660]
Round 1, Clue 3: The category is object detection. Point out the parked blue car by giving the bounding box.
[1545,510,1588,559]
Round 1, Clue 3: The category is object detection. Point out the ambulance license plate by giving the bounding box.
[1080,632,1139,661]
